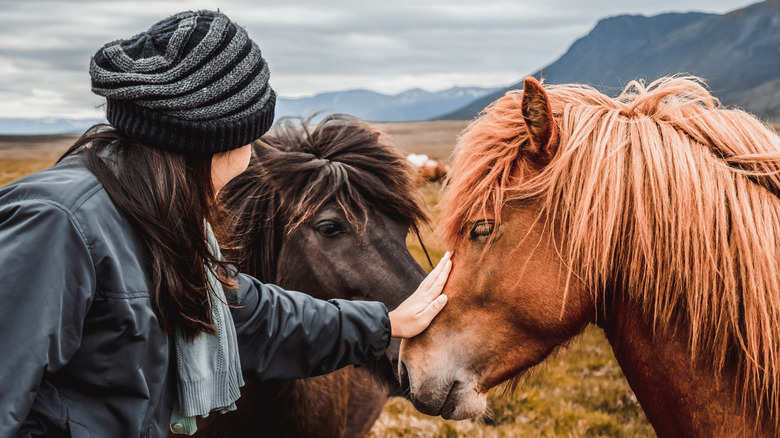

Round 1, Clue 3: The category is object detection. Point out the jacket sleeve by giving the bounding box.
[229,273,391,380]
[0,201,94,436]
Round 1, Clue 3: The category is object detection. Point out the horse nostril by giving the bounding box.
[399,361,411,399]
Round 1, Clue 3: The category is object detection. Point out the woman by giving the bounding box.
[0,10,450,438]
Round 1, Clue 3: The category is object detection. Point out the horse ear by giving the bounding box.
[521,77,559,165]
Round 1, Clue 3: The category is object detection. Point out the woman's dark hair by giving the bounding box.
[59,124,236,339]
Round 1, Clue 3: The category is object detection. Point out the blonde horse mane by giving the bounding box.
[441,76,780,427]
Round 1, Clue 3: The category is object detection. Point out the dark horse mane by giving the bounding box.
[219,114,428,281]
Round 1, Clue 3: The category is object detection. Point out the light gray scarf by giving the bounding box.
[169,223,244,435]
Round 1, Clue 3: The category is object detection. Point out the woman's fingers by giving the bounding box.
[417,251,451,292]
[416,294,448,324]
[420,253,452,300]
[389,251,453,338]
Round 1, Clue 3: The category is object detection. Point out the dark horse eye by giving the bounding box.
[316,220,346,237]
[469,220,495,240]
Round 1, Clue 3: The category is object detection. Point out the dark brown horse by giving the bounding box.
[192,114,427,438]
[400,77,780,436]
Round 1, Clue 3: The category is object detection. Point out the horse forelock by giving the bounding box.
[220,114,428,283]
[442,75,780,428]
[251,115,428,235]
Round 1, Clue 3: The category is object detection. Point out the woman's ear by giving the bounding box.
[521,77,559,166]
[211,144,253,194]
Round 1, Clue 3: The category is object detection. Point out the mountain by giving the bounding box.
[444,0,780,121]
[0,86,498,134]
[0,86,497,135]
[275,86,501,122]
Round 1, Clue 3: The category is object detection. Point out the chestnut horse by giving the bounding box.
[190,115,427,438]
[400,76,780,436]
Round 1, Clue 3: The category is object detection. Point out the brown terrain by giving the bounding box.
[371,120,468,161]
[0,134,79,186]
[0,121,467,186]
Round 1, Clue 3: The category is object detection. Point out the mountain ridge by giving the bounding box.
[0,86,499,135]
[443,0,780,121]
[274,86,501,123]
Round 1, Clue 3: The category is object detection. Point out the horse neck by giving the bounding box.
[598,295,771,437]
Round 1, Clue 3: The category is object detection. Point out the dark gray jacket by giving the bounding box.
[0,156,391,438]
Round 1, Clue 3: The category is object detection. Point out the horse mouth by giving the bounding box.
[438,380,462,418]
[406,378,464,418]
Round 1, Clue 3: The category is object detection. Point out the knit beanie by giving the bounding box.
[90,10,275,156]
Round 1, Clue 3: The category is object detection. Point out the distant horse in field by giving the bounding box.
[406,153,449,184]
[399,76,780,436]
[192,114,427,438]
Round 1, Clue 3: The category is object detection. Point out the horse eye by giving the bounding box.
[469,220,495,240]
[316,220,345,237]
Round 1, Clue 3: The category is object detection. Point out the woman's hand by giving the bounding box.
[389,252,452,338]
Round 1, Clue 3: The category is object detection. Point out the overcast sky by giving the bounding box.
[0,0,759,119]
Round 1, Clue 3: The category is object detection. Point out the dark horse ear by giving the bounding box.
[521,77,559,166]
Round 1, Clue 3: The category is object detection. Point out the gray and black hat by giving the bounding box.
[90,10,275,156]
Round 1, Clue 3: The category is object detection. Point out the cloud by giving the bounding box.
[0,0,758,118]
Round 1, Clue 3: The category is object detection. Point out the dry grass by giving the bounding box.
[0,134,77,186]
[0,157,57,186]
[0,123,654,437]
[373,120,468,163]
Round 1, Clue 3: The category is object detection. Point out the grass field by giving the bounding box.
[2,121,779,437]
[0,134,77,186]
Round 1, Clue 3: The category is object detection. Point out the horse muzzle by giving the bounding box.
[398,359,487,420]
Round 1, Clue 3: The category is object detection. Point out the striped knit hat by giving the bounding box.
[90,10,275,156]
